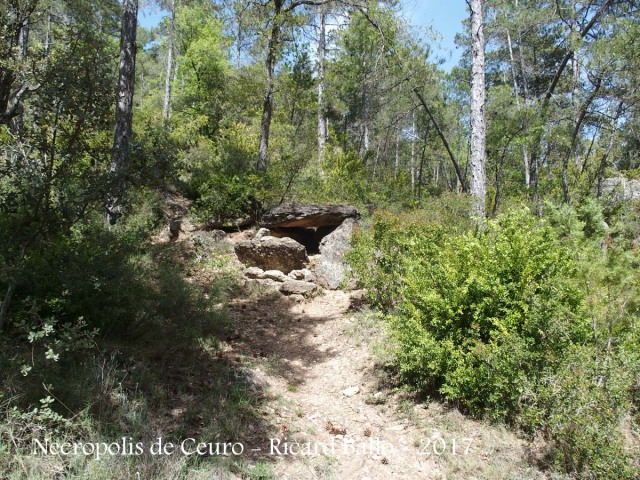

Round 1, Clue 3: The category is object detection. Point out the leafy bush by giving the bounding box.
[396,209,589,419]
[193,173,264,226]
[538,345,638,479]
[350,204,639,478]
[348,195,472,308]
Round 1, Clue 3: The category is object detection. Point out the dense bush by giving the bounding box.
[347,194,473,308]
[0,189,233,409]
[350,204,639,478]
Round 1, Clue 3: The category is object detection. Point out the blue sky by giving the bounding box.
[399,0,467,70]
[138,1,467,71]
[138,3,164,29]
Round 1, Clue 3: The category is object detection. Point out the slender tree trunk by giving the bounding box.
[11,17,30,136]
[597,101,624,198]
[470,0,486,220]
[257,0,282,173]
[342,113,348,151]
[581,128,598,174]
[17,17,29,61]
[505,29,519,102]
[45,14,51,52]
[363,121,370,154]
[517,39,529,100]
[235,4,243,67]
[317,6,327,167]
[417,142,427,201]
[518,53,529,100]
[506,28,530,188]
[394,133,399,181]
[162,0,175,124]
[106,0,138,225]
[571,0,581,167]
[413,88,467,191]
[410,112,416,193]
[562,77,601,203]
[515,8,534,191]
[372,141,381,178]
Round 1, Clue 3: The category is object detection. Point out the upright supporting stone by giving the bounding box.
[315,218,359,289]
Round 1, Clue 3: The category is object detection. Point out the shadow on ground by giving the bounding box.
[226,291,342,389]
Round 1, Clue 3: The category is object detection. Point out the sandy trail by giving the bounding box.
[226,289,450,480]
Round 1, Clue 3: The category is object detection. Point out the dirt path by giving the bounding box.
[224,288,541,480]
[161,220,543,479]
[227,289,428,479]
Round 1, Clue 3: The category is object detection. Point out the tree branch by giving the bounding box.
[413,87,468,192]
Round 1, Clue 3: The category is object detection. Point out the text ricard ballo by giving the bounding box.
[32,436,383,459]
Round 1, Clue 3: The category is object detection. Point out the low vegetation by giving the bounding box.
[349,199,640,479]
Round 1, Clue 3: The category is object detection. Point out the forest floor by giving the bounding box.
[217,285,547,480]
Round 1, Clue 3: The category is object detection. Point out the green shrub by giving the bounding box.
[350,202,639,478]
[393,209,589,420]
[193,173,264,226]
[538,345,638,479]
[348,195,472,309]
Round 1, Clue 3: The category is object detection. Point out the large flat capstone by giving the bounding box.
[261,203,360,228]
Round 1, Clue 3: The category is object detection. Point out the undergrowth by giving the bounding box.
[348,198,640,479]
[0,191,275,479]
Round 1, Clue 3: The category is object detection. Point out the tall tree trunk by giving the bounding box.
[235,2,244,67]
[394,133,399,181]
[516,27,529,100]
[515,3,534,190]
[372,141,380,179]
[469,0,486,220]
[45,14,51,52]
[597,101,624,198]
[106,0,138,225]
[417,142,427,201]
[162,0,175,124]
[257,0,283,173]
[571,0,581,167]
[18,17,29,61]
[562,77,601,203]
[506,28,530,188]
[317,6,327,167]
[360,74,370,158]
[492,151,506,216]
[12,17,29,135]
[362,121,370,155]
[413,88,467,191]
[410,111,416,193]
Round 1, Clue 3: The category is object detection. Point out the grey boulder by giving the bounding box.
[235,236,308,274]
[258,270,289,282]
[288,268,317,283]
[280,280,318,296]
[315,218,359,290]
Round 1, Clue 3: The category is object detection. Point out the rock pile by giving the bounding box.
[244,266,318,297]
[233,203,361,296]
